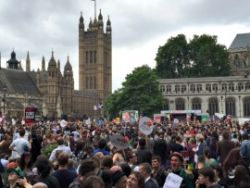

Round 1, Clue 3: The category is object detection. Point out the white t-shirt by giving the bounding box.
[10,137,30,158]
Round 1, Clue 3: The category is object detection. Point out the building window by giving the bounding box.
[197,84,202,93]
[229,83,234,91]
[245,82,250,90]
[222,83,227,91]
[162,99,169,110]
[94,77,96,89]
[206,84,211,92]
[86,76,89,89]
[243,97,250,117]
[226,97,236,116]
[175,85,180,93]
[192,98,201,110]
[90,77,93,89]
[208,97,218,115]
[190,84,195,92]
[94,51,97,63]
[181,85,186,93]
[212,84,218,91]
[238,82,244,91]
[86,51,89,64]
[160,85,165,93]
[166,85,171,93]
[90,51,93,63]
[175,98,185,110]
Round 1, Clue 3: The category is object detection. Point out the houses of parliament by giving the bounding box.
[0,10,112,120]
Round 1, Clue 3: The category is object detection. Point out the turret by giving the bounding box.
[88,18,93,31]
[106,16,112,34]
[79,12,84,31]
[26,51,30,72]
[98,9,104,30]
[42,56,45,71]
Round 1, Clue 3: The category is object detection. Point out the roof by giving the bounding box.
[0,68,41,96]
[229,33,250,50]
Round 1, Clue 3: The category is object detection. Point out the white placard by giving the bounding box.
[163,172,183,188]
[139,116,154,135]
[60,119,68,128]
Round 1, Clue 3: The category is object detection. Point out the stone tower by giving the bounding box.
[47,51,61,118]
[79,10,112,104]
[62,56,74,115]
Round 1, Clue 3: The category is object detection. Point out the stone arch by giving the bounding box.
[191,97,201,110]
[243,97,250,117]
[208,97,218,115]
[225,97,236,116]
[175,98,185,110]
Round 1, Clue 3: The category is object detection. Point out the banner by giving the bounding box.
[121,110,138,124]
[139,116,154,135]
[25,107,37,125]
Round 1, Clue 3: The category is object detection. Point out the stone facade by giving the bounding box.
[159,33,250,118]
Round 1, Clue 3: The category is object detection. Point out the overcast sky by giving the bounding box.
[1,0,250,91]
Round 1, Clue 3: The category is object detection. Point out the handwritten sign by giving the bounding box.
[163,173,183,188]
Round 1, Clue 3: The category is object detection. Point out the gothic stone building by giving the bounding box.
[0,10,112,120]
[159,33,250,118]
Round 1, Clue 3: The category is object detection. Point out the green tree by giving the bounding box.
[155,34,230,78]
[189,34,230,77]
[155,34,190,78]
[105,65,164,118]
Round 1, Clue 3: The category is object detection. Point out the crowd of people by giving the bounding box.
[0,117,249,188]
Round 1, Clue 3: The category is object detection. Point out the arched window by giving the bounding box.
[192,98,201,110]
[197,84,202,93]
[86,76,89,89]
[90,51,93,63]
[206,84,211,92]
[229,82,234,91]
[208,98,218,115]
[166,85,171,93]
[243,97,250,117]
[245,82,250,90]
[175,85,180,93]
[226,97,236,116]
[90,77,93,89]
[212,84,218,91]
[181,85,186,93]
[86,51,89,64]
[162,99,169,110]
[222,83,227,91]
[94,76,96,89]
[160,85,165,93]
[238,82,244,91]
[175,98,185,110]
[190,84,195,92]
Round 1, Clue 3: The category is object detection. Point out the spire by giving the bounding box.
[57,59,60,70]
[98,9,104,29]
[26,51,30,72]
[79,11,84,31]
[89,18,93,31]
[51,50,54,59]
[106,16,112,34]
[42,56,45,71]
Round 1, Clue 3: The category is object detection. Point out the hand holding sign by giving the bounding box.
[163,173,183,188]
[139,117,154,136]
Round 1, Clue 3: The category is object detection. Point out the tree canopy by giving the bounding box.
[155,34,230,78]
[105,65,163,119]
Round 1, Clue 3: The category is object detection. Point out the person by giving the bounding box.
[9,127,30,159]
[136,138,152,164]
[126,171,145,188]
[234,165,250,188]
[83,176,105,188]
[217,131,235,164]
[32,182,48,188]
[240,133,250,160]
[196,167,221,188]
[51,152,77,188]
[18,151,34,183]
[33,155,60,188]
[151,155,167,187]
[93,139,110,156]
[139,162,159,188]
[49,137,71,161]
[69,159,98,188]
[153,133,169,166]
[166,152,194,188]
[111,170,127,188]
